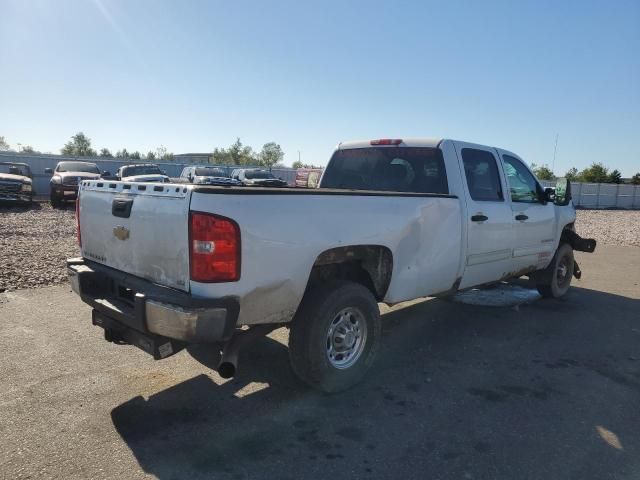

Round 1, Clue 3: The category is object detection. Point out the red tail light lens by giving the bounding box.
[189,212,241,282]
[75,196,81,247]
[370,139,402,146]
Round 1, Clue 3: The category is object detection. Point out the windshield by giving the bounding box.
[0,163,31,177]
[245,170,275,179]
[320,147,449,194]
[56,161,100,173]
[121,165,162,176]
[195,167,227,177]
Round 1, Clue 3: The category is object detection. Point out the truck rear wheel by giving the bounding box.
[536,243,574,298]
[289,280,381,393]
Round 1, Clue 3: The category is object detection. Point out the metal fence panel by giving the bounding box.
[616,184,635,208]
[0,152,297,197]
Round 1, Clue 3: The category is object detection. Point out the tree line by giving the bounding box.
[0,133,286,169]
[2,133,638,182]
[528,162,639,185]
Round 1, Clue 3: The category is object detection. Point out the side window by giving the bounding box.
[502,155,539,203]
[461,148,503,201]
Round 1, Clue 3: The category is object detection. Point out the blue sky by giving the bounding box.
[1,0,638,174]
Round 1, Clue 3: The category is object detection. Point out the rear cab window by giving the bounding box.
[320,147,449,194]
[460,148,503,201]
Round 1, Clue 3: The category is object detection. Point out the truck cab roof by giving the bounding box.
[337,138,443,150]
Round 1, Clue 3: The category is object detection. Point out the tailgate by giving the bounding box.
[78,181,192,291]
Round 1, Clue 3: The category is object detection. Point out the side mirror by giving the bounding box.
[543,187,555,204]
[102,170,111,177]
[554,178,572,206]
[44,168,53,174]
[162,170,167,175]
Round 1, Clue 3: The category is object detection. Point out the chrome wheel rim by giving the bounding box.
[326,307,367,369]
[556,255,572,288]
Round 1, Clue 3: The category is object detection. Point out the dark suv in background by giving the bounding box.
[46,161,103,207]
[0,162,33,204]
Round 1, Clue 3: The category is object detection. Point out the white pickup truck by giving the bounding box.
[68,138,596,392]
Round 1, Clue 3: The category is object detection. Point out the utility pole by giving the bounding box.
[552,134,559,174]
[298,150,301,165]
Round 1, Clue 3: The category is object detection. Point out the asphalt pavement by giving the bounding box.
[1,245,639,480]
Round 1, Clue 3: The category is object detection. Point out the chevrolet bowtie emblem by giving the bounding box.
[113,225,130,241]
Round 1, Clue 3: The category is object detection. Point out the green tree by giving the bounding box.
[162,152,174,161]
[229,138,255,165]
[155,145,167,159]
[578,162,609,183]
[21,145,39,153]
[61,132,96,157]
[99,148,113,158]
[211,147,231,165]
[258,142,284,170]
[564,167,579,181]
[146,151,156,161]
[632,173,640,185]
[130,151,141,160]
[292,160,303,169]
[607,169,622,184]
[116,148,129,158]
[0,136,10,151]
[532,164,555,180]
[211,138,255,165]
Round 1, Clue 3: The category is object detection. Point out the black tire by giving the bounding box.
[289,280,381,393]
[536,243,574,298]
[50,191,61,208]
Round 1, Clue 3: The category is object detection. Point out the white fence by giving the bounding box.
[540,180,640,209]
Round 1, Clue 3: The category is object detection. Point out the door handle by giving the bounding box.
[515,214,528,221]
[471,214,488,222]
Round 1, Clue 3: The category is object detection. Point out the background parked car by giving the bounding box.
[0,161,33,204]
[230,168,288,187]
[45,161,103,207]
[295,168,323,188]
[115,164,169,183]
[179,166,241,186]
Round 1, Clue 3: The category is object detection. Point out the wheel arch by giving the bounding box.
[304,245,393,301]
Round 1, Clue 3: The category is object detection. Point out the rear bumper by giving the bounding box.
[67,258,239,356]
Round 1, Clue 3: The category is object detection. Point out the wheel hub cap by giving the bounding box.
[556,255,572,288]
[326,307,368,369]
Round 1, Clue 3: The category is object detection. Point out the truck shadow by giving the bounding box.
[111,285,640,480]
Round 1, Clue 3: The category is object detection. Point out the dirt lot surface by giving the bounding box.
[0,203,78,291]
[576,210,640,248]
[1,245,639,479]
[0,202,638,292]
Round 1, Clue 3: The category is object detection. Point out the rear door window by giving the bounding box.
[461,148,503,201]
[320,147,449,194]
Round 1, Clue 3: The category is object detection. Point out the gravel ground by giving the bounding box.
[0,203,638,291]
[0,202,79,291]
[576,210,640,248]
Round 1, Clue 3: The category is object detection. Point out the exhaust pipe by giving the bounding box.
[217,324,278,379]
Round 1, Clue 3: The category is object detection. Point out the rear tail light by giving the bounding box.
[75,196,81,247]
[370,139,402,146]
[189,212,241,282]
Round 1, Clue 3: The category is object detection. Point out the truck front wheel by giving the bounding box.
[289,280,381,393]
[536,243,574,298]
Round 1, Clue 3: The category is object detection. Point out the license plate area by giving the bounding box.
[92,310,185,359]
